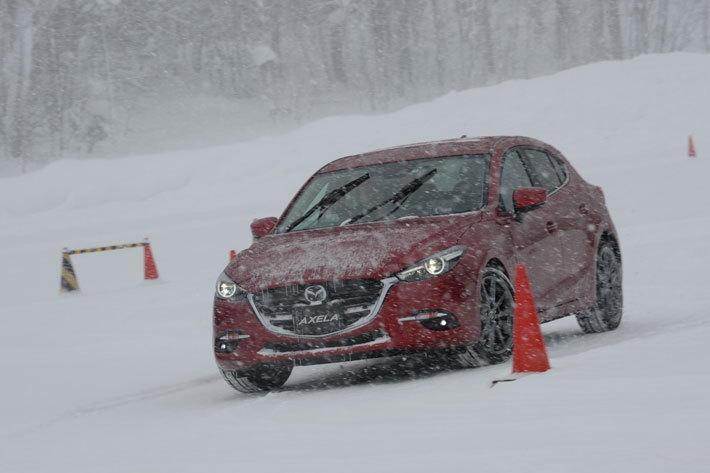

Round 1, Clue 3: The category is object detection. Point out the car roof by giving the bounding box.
[318,136,523,173]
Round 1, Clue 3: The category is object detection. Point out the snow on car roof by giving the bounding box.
[318,136,503,173]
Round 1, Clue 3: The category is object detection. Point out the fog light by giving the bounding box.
[420,311,459,331]
[215,331,250,353]
[397,310,460,331]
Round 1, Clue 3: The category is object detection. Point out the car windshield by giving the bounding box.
[275,154,490,233]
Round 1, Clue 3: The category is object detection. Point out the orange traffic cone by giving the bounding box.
[143,241,159,280]
[689,136,697,158]
[230,250,237,261]
[512,264,550,373]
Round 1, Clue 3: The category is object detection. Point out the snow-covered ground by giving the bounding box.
[1,53,709,472]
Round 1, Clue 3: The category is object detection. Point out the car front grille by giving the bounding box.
[249,278,395,338]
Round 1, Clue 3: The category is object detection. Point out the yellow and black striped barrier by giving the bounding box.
[60,239,159,293]
[64,242,148,255]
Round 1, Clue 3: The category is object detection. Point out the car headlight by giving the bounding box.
[215,271,249,301]
[396,245,467,282]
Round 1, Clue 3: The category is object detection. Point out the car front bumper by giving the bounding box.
[213,272,480,372]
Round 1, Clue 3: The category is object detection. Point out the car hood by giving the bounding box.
[227,215,479,292]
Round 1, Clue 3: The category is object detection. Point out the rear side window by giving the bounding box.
[549,154,568,184]
[519,148,566,193]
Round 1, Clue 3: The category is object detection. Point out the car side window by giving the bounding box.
[549,154,568,184]
[519,148,563,193]
[499,150,532,214]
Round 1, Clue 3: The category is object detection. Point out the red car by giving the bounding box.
[214,136,622,393]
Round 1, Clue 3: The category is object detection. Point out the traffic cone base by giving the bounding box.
[512,264,550,373]
[143,244,159,280]
[689,136,696,158]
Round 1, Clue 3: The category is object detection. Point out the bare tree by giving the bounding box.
[1,0,709,163]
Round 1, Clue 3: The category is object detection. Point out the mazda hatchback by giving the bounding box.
[214,136,622,393]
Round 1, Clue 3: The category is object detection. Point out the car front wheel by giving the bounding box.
[456,267,515,368]
[221,363,293,393]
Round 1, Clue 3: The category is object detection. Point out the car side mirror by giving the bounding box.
[513,187,547,217]
[251,217,277,239]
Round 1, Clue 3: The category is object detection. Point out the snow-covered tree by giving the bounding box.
[1,0,709,162]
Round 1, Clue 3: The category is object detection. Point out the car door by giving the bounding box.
[498,149,563,312]
[520,148,593,308]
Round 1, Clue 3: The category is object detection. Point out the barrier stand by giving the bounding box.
[60,252,80,292]
[60,238,159,293]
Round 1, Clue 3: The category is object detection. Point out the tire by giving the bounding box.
[221,363,293,393]
[576,240,623,333]
[456,267,515,368]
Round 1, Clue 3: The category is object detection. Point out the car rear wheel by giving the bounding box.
[221,363,293,393]
[456,267,515,368]
[576,240,623,333]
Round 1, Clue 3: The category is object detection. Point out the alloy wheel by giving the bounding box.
[479,270,515,356]
[596,245,623,329]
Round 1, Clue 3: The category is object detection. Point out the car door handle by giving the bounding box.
[546,221,558,233]
[579,203,589,215]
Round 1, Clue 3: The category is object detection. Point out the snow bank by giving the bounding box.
[1,53,709,472]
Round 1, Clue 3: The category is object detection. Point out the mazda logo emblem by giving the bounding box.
[304,285,327,304]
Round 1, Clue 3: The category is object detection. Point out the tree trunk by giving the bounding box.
[4,1,37,160]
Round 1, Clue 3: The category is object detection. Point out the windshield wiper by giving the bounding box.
[345,168,437,225]
[284,173,370,232]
